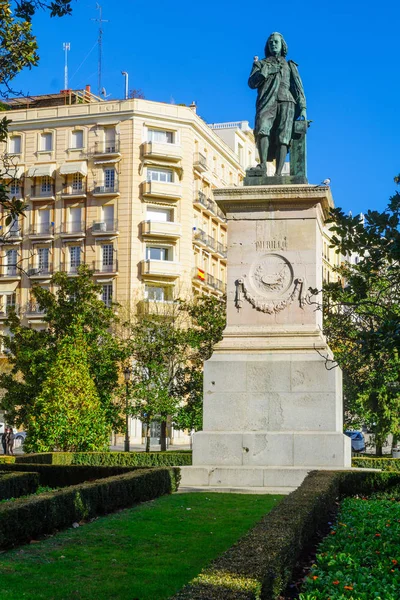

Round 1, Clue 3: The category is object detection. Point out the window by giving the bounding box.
[9,181,21,199]
[102,244,114,267]
[147,168,173,183]
[102,284,113,307]
[9,136,21,155]
[148,129,174,144]
[146,246,170,261]
[104,168,115,189]
[40,133,52,151]
[6,249,17,275]
[6,294,16,313]
[102,204,114,225]
[144,286,168,301]
[70,246,81,272]
[38,247,49,271]
[146,207,172,222]
[40,176,52,194]
[104,128,117,153]
[37,209,50,233]
[71,130,83,149]
[72,173,83,191]
[69,207,82,232]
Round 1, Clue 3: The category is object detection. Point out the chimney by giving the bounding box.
[189,101,197,113]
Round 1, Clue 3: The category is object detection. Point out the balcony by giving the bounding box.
[141,181,182,201]
[27,265,53,280]
[193,191,226,222]
[3,228,23,242]
[28,224,54,240]
[141,220,181,239]
[0,305,20,319]
[216,240,228,259]
[61,184,87,199]
[91,220,119,236]
[30,186,55,201]
[60,221,86,238]
[1,266,21,280]
[193,152,207,173]
[93,260,119,276]
[24,303,46,317]
[137,299,177,316]
[141,142,182,162]
[92,139,121,157]
[59,262,83,276]
[92,183,120,197]
[140,259,180,279]
[191,267,226,294]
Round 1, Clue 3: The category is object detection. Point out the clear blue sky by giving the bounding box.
[9,0,400,216]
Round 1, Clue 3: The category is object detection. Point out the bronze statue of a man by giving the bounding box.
[248,32,306,176]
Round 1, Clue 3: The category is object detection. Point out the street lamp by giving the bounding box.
[123,366,132,452]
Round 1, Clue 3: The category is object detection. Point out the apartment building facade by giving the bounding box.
[0,90,256,444]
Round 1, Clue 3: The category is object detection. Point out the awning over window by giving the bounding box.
[93,158,120,165]
[0,281,19,293]
[27,164,56,178]
[59,162,88,176]
[1,166,25,180]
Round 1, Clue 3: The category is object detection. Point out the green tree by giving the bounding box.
[24,327,110,452]
[0,265,125,433]
[323,185,400,455]
[127,296,226,450]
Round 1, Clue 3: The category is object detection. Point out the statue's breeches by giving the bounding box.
[257,101,295,146]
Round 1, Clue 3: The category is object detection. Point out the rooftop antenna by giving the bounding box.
[91,4,108,96]
[63,42,70,89]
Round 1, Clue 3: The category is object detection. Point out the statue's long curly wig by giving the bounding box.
[265,32,288,58]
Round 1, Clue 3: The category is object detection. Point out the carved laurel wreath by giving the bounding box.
[235,276,305,314]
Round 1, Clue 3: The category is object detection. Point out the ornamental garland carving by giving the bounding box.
[235,253,305,314]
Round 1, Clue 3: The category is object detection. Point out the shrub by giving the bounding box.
[16,451,192,467]
[0,456,16,464]
[0,467,180,549]
[0,463,144,488]
[352,456,400,471]
[0,472,39,501]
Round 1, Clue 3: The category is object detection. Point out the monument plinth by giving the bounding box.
[181,184,351,491]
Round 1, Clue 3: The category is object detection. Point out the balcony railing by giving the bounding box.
[59,262,82,275]
[93,139,120,155]
[2,266,20,278]
[193,152,207,171]
[0,304,20,318]
[216,240,228,258]
[193,229,227,257]
[93,260,118,273]
[93,183,119,195]
[27,264,53,277]
[30,186,55,198]
[191,267,226,293]
[193,191,226,222]
[92,219,118,233]
[28,224,54,236]
[24,303,46,315]
[60,221,86,235]
[6,228,23,239]
[62,184,87,196]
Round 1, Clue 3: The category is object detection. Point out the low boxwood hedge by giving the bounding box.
[0,466,180,549]
[173,470,400,600]
[0,471,39,501]
[0,463,143,488]
[16,451,192,467]
[352,456,400,471]
[0,456,16,464]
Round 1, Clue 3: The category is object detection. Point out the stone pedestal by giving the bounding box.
[181,184,351,492]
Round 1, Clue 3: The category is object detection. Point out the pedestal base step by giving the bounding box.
[180,465,360,491]
[178,486,297,495]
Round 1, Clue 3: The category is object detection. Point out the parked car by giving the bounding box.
[345,430,365,452]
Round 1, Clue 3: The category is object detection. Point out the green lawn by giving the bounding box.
[0,492,281,600]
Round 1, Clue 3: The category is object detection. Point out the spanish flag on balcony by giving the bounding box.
[197,268,205,281]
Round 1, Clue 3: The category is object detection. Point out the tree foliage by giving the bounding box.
[126,296,226,450]
[0,266,125,433]
[24,326,110,452]
[323,188,400,453]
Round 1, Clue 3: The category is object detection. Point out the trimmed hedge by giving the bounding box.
[16,451,192,467]
[173,470,400,600]
[0,471,39,501]
[0,463,144,488]
[0,467,180,549]
[0,456,16,464]
[352,456,400,471]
